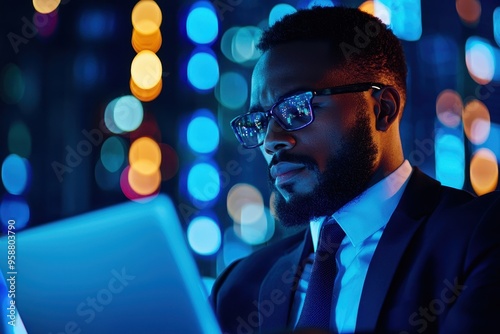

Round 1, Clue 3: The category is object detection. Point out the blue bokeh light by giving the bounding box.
[1,154,31,195]
[187,113,219,154]
[187,51,219,90]
[113,95,144,132]
[380,0,422,41]
[187,162,220,202]
[0,195,30,232]
[187,216,221,255]
[101,136,126,173]
[186,2,218,45]
[269,4,297,27]
[78,9,116,40]
[435,130,465,189]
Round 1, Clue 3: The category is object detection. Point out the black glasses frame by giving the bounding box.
[231,82,385,148]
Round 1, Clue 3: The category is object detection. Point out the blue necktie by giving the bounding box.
[296,220,346,331]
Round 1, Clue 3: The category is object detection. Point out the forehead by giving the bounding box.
[250,40,349,108]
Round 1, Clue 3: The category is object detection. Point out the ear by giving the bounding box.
[373,86,401,131]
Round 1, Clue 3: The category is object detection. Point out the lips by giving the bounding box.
[270,162,306,185]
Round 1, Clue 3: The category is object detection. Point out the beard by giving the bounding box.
[270,112,378,228]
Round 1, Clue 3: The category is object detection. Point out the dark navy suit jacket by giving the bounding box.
[210,168,500,334]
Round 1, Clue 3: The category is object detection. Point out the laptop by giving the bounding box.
[0,194,222,334]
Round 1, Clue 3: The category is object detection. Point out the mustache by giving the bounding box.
[269,151,318,173]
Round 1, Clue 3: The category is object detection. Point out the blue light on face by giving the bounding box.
[187,51,219,90]
[187,115,219,154]
[186,3,218,45]
[435,131,465,189]
[187,162,220,202]
[1,154,31,196]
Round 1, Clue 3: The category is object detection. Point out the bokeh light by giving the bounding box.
[465,37,495,85]
[100,136,126,173]
[187,51,219,90]
[359,1,391,25]
[187,162,220,202]
[33,0,60,14]
[159,143,179,181]
[436,89,463,128]
[456,0,481,25]
[378,0,422,41]
[227,183,264,224]
[187,216,221,256]
[104,97,123,134]
[463,99,491,145]
[435,131,465,189]
[120,166,159,202]
[95,159,121,191]
[131,50,163,90]
[129,137,162,175]
[8,121,32,158]
[187,114,220,154]
[78,9,116,40]
[131,0,162,35]
[269,4,297,27]
[186,2,218,45]
[235,207,275,245]
[1,154,31,196]
[128,166,161,196]
[220,26,262,65]
[470,148,499,195]
[0,195,30,231]
[220,228,253,268]
[130,76,162,102]
[297,0,336,8]
[73,53,103,89]
[34,11,59,37]
[1,63,25,105]
[215,72,248,109]
[113,95,144,132]
[132,28,162,53]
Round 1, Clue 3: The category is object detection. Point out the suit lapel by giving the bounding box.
[259,229,312,333]
[356,168,442,332]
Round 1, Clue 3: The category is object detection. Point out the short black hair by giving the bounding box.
[257,6,407,101]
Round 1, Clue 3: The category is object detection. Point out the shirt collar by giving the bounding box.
[310,160,413,250]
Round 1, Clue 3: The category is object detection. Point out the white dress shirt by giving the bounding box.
[290,160,413,333]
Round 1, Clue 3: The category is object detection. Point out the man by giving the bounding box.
[210,6,500,334]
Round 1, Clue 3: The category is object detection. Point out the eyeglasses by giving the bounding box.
[230,82,384,148]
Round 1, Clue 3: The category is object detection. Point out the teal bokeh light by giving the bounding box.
[187,113,219,154]
[187,162,220,202]
[187,51,219,90]
[187,216,221,255]
[186,2,218,45]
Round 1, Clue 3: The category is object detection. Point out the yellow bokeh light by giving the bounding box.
[132,28,162,53]
[130,77,162,102]
[128,167,161,196]
[436,89,463,128]
[463,99,491,145]
[456,0,481,25]
[359,1,375,16]
[129,137,162,175]
[470,148,498,195]
[227,183,264,224]
[33,0,60,14]
[132,0,162,35]
[131,50,162,90]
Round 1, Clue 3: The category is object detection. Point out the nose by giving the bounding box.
[263,119,295,155]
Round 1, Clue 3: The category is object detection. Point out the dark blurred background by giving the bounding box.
[1,0,499,281]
